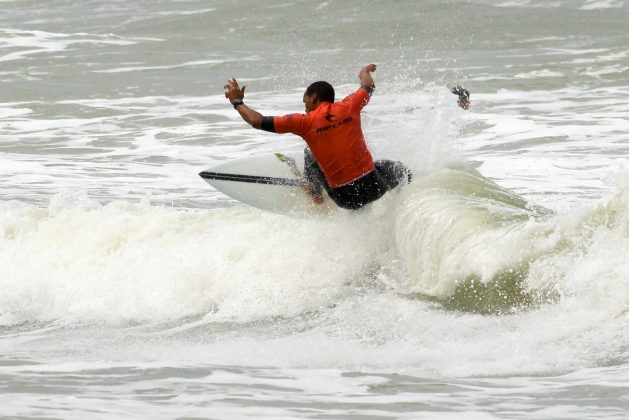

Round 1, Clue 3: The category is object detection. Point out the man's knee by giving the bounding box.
[375,160,411,190]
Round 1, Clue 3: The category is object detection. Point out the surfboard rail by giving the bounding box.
[199,171,300,187]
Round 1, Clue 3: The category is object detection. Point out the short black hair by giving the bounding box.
[305,81,335,103]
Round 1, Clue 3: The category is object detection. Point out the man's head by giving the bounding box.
[303,81,335,112]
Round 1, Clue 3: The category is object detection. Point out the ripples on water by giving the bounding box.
[1,0,628,418]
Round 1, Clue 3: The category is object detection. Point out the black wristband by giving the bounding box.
[360,85,375,95]
[232,99,244,108]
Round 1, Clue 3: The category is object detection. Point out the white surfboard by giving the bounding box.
[199,151,340,217]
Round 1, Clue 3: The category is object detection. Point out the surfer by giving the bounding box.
[223,64,410,210]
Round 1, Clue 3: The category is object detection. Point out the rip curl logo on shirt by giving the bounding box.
[316,116,353,134]
[324,113,338,122]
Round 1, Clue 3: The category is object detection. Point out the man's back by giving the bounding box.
[270,87,375,187]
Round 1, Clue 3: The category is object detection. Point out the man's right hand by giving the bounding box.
[359,64,376,88]
[361,64,377,73]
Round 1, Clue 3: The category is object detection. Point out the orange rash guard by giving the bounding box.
[262,86,375,188]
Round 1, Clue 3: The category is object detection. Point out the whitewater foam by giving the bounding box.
[2,167,628,378]
[0,192,397,325]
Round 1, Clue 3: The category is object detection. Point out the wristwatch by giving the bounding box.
[232,99,244,108]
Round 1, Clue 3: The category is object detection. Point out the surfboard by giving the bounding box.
[199,151,340,216]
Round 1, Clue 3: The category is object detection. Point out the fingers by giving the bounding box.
[241,85,246,95]
[224,78,239,89]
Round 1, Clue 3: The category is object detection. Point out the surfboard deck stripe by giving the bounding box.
[199,171,300,187]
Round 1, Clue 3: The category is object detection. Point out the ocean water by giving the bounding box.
[1,0,629,418]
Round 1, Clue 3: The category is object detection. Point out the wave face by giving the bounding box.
[395,167,629,317]
[395,168,551,310]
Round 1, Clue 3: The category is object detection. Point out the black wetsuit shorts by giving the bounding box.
[304,149,411,210]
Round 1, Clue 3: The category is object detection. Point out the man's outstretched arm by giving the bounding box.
[224,78,263,129]
[342,64,377,110]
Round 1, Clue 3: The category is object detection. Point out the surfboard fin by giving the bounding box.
[275,152,324,204]
[274,153,302,179]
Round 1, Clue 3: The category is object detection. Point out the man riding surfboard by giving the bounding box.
[223,64,409,210]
